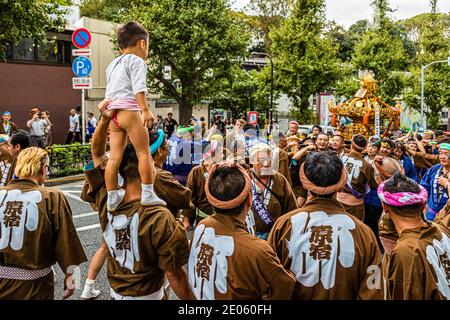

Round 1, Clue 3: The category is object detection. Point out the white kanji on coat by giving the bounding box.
[287,211,356,289]
[426,233,450,299]
[188,224,234,300]
[0,189,41,251]
[103,211,140,273]
[342,155,363,185]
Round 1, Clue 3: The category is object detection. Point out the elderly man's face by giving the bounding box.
[331,136,344,151]
[439,149,450,166]
[316,134,329,151]
[252,151,273,176]
[289,123,298,134]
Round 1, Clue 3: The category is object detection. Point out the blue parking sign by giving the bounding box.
[72,56,92,77]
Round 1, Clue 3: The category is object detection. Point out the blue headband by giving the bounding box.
[2,112,11,116]
[150,129,165,155]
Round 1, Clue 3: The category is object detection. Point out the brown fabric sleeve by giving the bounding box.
[435,199,450,226]
[281,175,298,214]
[257,242,296,300]
[180,169,196,219]
[151,211,190,272]
[278,150,292,186]
[386,249,425,300]
[52,192,87,272]
[80,160,108,215]
[357,227,384,300]
[364,162,378,189]
[155,170,193,212]
[413,152,439,169]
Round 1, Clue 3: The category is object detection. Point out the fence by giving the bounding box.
[47,143,92,178]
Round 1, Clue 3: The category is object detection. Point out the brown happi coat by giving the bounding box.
[277,148,292,186]
[81,161,190,297]
[181,162,214,222]
[386,222,450,300]
[155,165,194,217]
[268,197,384,300]
[337,151,377,221]
[188,213,296,300]
[249,170,298,235]
[0,179,87,299]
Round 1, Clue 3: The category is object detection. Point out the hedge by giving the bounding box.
[47,143,92,178]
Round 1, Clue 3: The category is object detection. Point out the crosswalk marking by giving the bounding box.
[73,212,97,219]
[76,223,101,232]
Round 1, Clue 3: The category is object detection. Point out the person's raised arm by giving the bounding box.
[92,99,113,167]
[26,113,38,128]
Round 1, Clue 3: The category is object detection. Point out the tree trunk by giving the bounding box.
[178,98,193,127]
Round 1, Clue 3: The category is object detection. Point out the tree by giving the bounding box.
[245,0,293,52]
[0,0,67,59]
[350,0,411,104]
[403,10,450,128]
[80,0,135,23]
[271,0,340,123]
[123,0,250,125]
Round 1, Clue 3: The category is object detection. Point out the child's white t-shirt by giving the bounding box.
[105,54,148,100]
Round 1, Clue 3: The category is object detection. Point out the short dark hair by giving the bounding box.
[317,132,328,140]
[117,21,148,50]
[353,134,367,149]
[118,144,140,183]
[10,130,31,150]
[435,130,444,137]
[304,151,343,196]
[149,129,167,149]
[208,166,248,216]
[312,125,322,132]
[382,173,423,217]
[200,116,205,121]
[381,138,395,148]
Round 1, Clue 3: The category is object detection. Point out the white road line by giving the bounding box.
[76,223,100,232]
[63,191,88,203]
[73,212,97,219]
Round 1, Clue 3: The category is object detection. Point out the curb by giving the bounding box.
[45,174,85,187]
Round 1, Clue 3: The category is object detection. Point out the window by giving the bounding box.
[442,111,448,118]
[12,38,35,61]
[37,40,58,63]
[6,36,72,65]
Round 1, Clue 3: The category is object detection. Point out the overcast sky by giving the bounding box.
[231,0,450,28]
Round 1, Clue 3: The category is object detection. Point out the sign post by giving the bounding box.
[375,106,380,138]
[248,111,258,125]
[71,27,92,145]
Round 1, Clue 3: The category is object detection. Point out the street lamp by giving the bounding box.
[250,52,273,123]
[420,58,449,129]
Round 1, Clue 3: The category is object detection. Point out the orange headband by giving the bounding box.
[205,161,251,209]
[299,164,348,195]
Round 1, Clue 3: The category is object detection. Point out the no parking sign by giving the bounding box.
[72,28,92,49]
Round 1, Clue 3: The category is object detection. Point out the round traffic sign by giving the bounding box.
[72,28,92,49]
[72,56,92,77]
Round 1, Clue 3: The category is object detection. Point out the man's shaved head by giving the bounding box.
[374,156,402,182]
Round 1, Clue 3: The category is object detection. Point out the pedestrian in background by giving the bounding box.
[27,108,49,148]
[86,110,98,143]
[0,111,17,136]
[43,111,52,146]
[65,108,81,144]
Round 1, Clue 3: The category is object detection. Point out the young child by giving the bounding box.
[103,21,165,211]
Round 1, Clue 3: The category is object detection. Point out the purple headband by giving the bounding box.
[377,181,428,207]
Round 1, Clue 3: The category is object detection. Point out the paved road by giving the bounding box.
[52,180,180,300]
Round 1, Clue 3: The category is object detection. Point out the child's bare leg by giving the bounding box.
[118,111,165,206]
[105,121,127,191]
[81,240,107,300]
[105,120,128,211]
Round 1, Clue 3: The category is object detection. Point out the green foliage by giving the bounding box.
[0,0,66,59]
[121,0,250,126]
[80,0,135,23]
[47,144,92,178]
[271,0,340,123]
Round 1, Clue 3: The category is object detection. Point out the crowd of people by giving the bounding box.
[1,20,449,301]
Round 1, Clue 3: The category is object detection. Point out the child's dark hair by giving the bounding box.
[117,21,148,50]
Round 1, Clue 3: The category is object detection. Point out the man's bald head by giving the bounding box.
[374,156,402,182]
